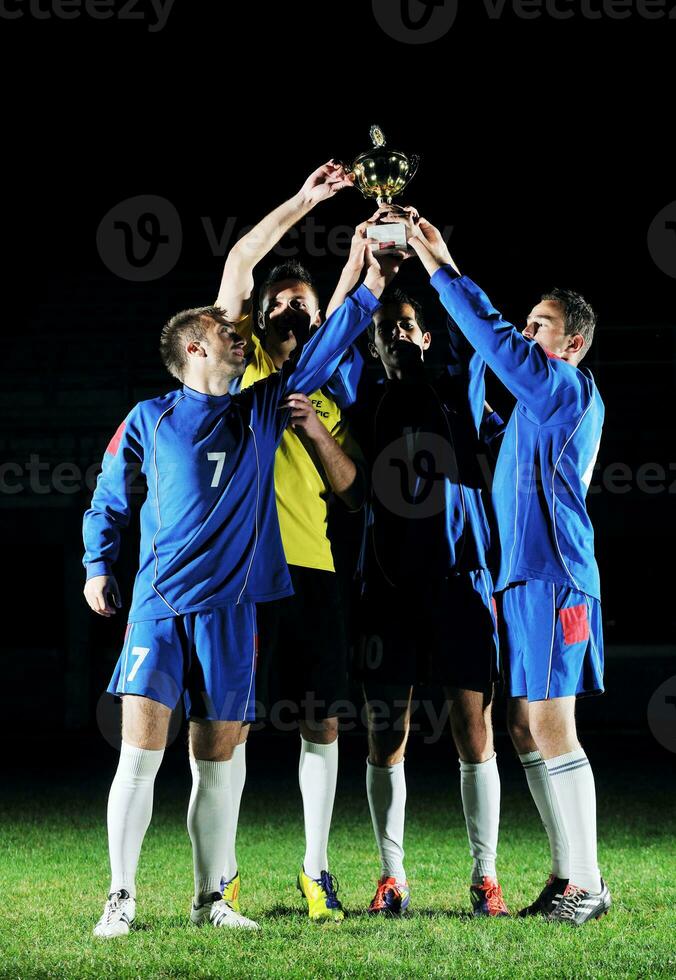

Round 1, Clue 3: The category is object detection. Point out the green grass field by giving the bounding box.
[2,736,676,979]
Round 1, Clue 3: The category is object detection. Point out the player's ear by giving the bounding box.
[421,331,432,351]
[311,308,322,329]
[567,333,585,355]
[257,310,265,333]
[186,340,206,358]
[368,341,380,360]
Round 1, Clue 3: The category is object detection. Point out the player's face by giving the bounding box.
[208,319,247,377]
[260,280,321,356]
[371,303,431,371]
[522,300,570,356]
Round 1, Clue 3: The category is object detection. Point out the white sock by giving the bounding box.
[187,757,233,903]
[298,737,338,880]
[222,743,246,883]
[366,759,406,882]
[107,741,164,899]
[519,750,569,879]
[459,753,501,884]
[545,749,602,893]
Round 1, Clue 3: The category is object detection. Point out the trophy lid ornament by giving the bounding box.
[349,125,420,207]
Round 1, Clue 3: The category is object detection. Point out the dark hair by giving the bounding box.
[258,260,319,310]
[159,305,228,381]
[367,286,426,343]
[541,287,597,359]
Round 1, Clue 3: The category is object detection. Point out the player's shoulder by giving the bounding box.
[127,389,185,425]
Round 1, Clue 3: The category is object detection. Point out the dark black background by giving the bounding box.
[1,0,674,734]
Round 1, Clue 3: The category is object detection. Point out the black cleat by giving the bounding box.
[547,879,612,926]
[518,875,569,917]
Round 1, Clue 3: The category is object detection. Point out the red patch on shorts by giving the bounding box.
[106,421,126,456]
[559,603,589,645]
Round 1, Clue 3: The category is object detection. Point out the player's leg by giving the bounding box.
[529,696,610,924]
[507,581,609,925]
[291,568,347,921]
[186,604,260,930]
[220,722,249,911]
[445,685,508,916]
[363,683,413,916]
[506,695,569,916]
[94,617,185,938]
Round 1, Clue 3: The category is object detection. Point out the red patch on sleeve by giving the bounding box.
[106,421,126,456]
[491,597,498,626]
[559,603,589,645]
[545,349,564,360]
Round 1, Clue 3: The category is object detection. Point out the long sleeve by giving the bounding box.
[82,408,144,579]
[431,267,588,424]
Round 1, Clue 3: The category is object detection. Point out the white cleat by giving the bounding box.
[93,889,136,938]
[190,891,260,930]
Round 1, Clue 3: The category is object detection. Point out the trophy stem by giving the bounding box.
[376,194,392,206]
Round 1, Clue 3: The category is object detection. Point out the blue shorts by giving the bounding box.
[107,603,257,722]
[498,581,604,702]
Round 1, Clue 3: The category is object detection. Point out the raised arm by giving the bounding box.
[215,161,354,341]
[82,409,144,617]
[281,232,400,399]
[409,220,587,423]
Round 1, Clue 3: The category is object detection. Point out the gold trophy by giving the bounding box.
[348,125,420,253]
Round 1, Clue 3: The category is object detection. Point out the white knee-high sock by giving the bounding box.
[545,749,601,893]
[107,741,164,898]
[187,757,233,902]
[222,743,247,883]
[366,759,407,882]
[459,753,501,884]
[519,750,569,879]
[298,737,338,880]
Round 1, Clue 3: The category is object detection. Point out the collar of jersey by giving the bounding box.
[181,384,231,405]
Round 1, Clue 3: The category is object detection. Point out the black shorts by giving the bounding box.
[255,564,350,723]
[356,569,498,693]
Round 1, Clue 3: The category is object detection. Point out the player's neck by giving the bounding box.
[385,361,427,383]
[183,371,234,397]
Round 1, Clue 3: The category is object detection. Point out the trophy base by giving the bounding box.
[370,222,409,255]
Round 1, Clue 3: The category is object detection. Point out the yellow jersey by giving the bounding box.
[240,325,362,573]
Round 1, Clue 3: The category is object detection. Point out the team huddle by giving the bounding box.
[83,161,611,936]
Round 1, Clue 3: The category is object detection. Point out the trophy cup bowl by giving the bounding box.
[348,125,420,253]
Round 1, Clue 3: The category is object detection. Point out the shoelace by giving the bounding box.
[556,885,587,920]
[319,871,341,909]
[483,881,507,915]
[103,890,129,923]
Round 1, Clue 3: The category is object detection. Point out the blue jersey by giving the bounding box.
[83,285,380,622]
[431,268,604,600]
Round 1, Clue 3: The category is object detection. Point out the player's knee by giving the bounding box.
[507,715,533,751]
[300,716,338,745]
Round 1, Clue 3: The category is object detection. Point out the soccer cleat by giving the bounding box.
[219,871,241,913]
[547,879,611,926]
[93,889,136,938]
[296,868,345,922]
[367,875,411,917]
[518,875,569,917]
[470,876,510,917]
[190,891,260,930]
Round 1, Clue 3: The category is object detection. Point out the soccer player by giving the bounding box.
[213,164,392,922]
[337,204,508,917]
[408,218,611,926]
[83,220,394,936]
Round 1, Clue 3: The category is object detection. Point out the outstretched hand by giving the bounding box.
[299,160,355,206]
[407,217,460,277]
